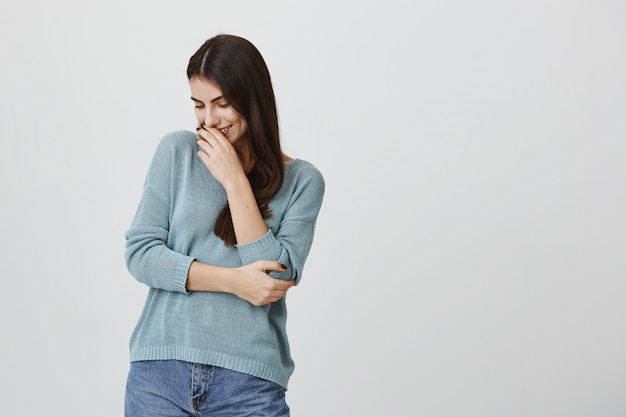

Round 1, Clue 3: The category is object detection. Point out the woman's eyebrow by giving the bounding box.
[191,95,224,103]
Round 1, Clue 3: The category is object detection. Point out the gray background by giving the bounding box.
[1,0,625,416]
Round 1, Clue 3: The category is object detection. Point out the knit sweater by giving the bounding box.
[125,130,325,389]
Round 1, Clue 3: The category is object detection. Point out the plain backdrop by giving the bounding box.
[1,0,625,416]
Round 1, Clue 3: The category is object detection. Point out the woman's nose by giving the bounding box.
[203,108,219,127]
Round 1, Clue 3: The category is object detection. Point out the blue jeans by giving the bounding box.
[125,360,290,417]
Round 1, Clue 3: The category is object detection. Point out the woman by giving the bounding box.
[124,34,325,416]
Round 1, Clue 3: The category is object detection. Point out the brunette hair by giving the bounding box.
[187,34,284,246]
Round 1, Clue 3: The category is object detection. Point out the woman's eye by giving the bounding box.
[194,105,205,109]
[217,103,229,109]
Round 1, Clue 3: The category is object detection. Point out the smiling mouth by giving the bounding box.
[219,125,232,135]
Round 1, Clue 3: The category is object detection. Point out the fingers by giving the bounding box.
[196,126,234,164]
[261,281,294,305]
[265,272,294,295]
[245,277,293,306]
[236,261,294,306]
[257,261,294,303]
[271,278,295,291]
[196,148,210,165]
[196,128,224,163]
[257,260,293,288]
[256,260,289,273]
[196,128,214,149]
[205,126,226,143]
[196,140,212,157]
[197,126,227,146]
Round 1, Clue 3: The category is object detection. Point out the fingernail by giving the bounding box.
[195,127,201,131]
[280,264,287,270]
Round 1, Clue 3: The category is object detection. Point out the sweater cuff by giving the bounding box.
[173,255,195,294]
[235,230,281,264]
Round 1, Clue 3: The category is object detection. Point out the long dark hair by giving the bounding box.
[187,34,284,246]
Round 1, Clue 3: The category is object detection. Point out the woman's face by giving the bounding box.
[189,77,249,147]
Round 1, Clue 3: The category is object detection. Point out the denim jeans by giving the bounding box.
[125,360,290,417]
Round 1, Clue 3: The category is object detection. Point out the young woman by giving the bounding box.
[124,34,325,416]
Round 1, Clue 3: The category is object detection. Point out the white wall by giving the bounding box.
[1,0,625,415]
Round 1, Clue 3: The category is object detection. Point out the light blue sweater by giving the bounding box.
[125,130,325,389]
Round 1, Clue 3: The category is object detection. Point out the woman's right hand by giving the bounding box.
[231,260,295,306]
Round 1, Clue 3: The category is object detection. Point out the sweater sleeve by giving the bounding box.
[235,165,325,285]
[124,133,195,293]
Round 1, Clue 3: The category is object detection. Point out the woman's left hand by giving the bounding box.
[196,126,246,188]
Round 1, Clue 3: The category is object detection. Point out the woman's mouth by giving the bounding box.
[219,125,232,135]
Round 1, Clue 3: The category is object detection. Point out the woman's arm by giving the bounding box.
[235,167,325,284]
[195,127,325,285]
[186,260,294,306]
[196,126,269,244]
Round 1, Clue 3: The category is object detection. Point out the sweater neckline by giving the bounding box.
[285,158,300,169]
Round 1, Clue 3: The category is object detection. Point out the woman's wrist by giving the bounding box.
[222,172,251,194]
[186,261,237,293]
